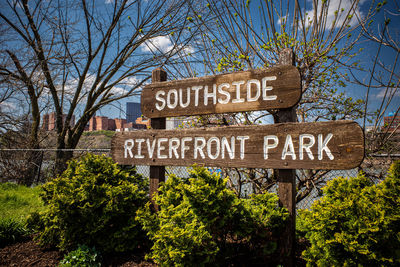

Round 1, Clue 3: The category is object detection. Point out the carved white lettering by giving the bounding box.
[232,81,245,103]
[237,136,249,159]
[263,135,278,159]
[194,137,206,159]
[247,79,261,102]
[155,91,166,110]
[147,139,156,158]
[221,136,235,159]
[262,76,277,101]
[318,134,334,160]
[124,139,134,158]
[157,138,168,159]
[134,139,145,159]
[169,138,180,159]
[179,88,190,108]
[299,134,315,160]
[207,137,220,159]
[204,85,217,106]
[217,83,230,104]
[191,86,202,107]
[181,137,192,159]
[167,89,178,109]
[282,135,296,160]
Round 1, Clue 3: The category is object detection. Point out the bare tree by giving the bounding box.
[153,0,376,200]
[0,0,194,178]
[351,0,400,176]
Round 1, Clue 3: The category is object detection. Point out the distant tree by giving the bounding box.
[0,0,194,178]
[351,0,400,176]
[0,41,47,184]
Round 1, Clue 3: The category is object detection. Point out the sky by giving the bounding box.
[348,0,400,124]
[98,0,400,126]
[1,0,399,127]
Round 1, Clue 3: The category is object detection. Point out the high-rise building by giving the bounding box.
[126,102,141,123]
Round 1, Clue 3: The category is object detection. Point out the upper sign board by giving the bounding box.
[111,120,364,170]
[141,65,301,118]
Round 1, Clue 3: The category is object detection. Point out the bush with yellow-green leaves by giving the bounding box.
[300,161,400,266]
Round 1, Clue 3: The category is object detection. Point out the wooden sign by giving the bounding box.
[111,120,364,170]
[141,65,301,118]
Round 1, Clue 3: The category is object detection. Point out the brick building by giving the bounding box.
[86,111,148,132]
[42,112,75,131]
[115,118,126,130]
[135,117,150,128]
[89,116,109,131]
[88,116,131,131]
[382,113,400,133]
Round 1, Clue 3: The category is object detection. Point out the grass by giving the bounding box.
[0,182,44,222]
[82,130,115,138]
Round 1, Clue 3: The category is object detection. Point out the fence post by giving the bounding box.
[149,68,167,210]
[36,150,44,184]
[274,48,297,266]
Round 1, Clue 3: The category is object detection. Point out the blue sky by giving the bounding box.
[1,0,398,126]
[99,0,399,126]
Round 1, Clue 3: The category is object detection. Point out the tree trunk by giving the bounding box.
[18,150,41,186]
[54,117,88,175]
[54,149,74,176]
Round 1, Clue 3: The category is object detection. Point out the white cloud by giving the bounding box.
[376,87,400,98]
[61,75,94,97]
[51,74,131,103]
[140,35,195,56]
[180,45,195,55]
[0,101,16,111]
[303,0,364,29]
[278,15,287,25]
[109,76,140,96]
[141,35,174,53]
[110,87,128,95]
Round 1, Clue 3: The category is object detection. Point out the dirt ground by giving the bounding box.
[0,236,307,266]
[0,239,62,267]
[0,237,155,267]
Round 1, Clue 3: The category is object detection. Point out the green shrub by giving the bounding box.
[137,166,288,266]
[59,244,101,267]
[35,153,149,253]
[0,218,29,247]
[242,192,289,255]
[300,161,400,266]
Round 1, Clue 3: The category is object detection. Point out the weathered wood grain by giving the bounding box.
[276,48,296,267]
[111,120,364,170]
[141,65,301,118]
[149,68,166,209]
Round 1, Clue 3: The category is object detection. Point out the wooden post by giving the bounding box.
[149,68,167,210]
[274,48,297,266]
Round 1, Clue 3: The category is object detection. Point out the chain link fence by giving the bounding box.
[0,148,380,210]
[110,165,360,210]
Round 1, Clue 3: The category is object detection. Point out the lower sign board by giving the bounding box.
[111,120,364,170]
